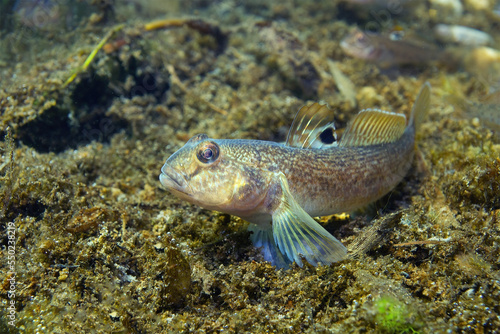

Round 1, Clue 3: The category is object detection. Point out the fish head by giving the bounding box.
[160,134,271,214]
[340,28,380,60]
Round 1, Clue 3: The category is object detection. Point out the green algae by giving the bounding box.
[371,296,422,334]
[0,0,500,333]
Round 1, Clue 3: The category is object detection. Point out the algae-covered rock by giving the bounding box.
[139,238,192,308]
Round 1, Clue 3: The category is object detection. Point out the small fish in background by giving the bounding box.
[340,28,447,68]
[159,83,431,268]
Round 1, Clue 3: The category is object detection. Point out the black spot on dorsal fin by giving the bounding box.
[286,103,339,149]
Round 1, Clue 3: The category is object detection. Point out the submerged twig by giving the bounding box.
[63,24,124,87]
[348,212,403,259]
[144,18,186,31]
[393,240,448,247]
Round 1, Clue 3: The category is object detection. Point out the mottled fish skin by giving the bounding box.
[160,84,430,268]
[164,137,412,215]
[221,135,414,218]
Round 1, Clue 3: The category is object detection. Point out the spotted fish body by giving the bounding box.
[160,83,431,268]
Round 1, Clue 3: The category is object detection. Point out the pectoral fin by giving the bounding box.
[271,173,347,267]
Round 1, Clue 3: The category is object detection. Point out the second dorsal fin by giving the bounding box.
[286,103,339,149]
[339,109,407,147]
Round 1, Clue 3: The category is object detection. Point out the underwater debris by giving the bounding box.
[327,60,357,108]
[12,0,100,31]
[65,207,120,233]
[347,211,403,259]
[393,239,448,247]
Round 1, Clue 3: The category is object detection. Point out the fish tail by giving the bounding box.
[409,82,431,131]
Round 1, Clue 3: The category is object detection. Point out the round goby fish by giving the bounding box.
[160,83,431,268]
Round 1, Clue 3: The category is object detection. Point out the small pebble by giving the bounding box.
[434,24,493,46]
[464,47,500,78]
[471,118,480,127]
[463,0,491,11]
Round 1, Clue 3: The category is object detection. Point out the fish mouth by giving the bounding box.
[159,165,190,195]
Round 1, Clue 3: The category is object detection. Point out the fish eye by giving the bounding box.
[389,30,405,41]
[355,32,365,42]
[197,142,219,164]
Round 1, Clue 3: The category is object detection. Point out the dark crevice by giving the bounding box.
[130,72,170,101]
[72,75,114,108]
[15,56,171,153]
[16,105,129,153]
[9,199,46,220]
[1,198,46,248]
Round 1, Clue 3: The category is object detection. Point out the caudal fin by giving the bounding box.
[409,82,431,131]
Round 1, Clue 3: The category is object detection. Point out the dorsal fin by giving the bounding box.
[286,103,339,149]
[339,109,407,147]
[409,82,431,131]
